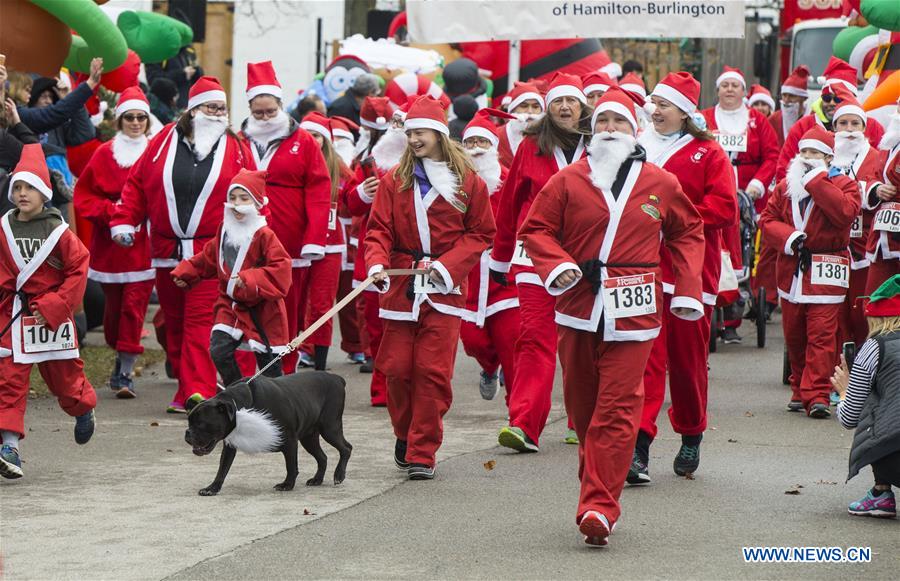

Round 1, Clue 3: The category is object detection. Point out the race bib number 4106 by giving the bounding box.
[22,317,76,354]
[810,255,849,288]
[874,203,900,233]
[602,273,656,319]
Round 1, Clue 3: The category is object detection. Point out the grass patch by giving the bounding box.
[29,347,167,398]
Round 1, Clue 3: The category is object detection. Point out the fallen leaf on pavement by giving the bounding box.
[166,449,173,453]
[483,460,496,471]
[784,489,801,495]
[303,508,316,516]
[727,438,738,443]
[134,366,143,377]
[744,411,755,417]
[684,472,695,480]
[150,422,159,427]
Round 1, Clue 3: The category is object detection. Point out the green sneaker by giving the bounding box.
[564,428,579,445]
[498,426,539,453]
[185,393,206,412]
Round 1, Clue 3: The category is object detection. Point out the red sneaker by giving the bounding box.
[579,511,611,547]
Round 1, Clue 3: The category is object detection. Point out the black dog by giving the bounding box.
[185,371,352,496]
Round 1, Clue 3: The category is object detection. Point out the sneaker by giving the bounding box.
[394,439,410,470]
[564,428,579,445]
[298,351,315,368]
[407,463,435,480]
[185,393,205,412]
[348,352,366,364]
[479,370,499,400]
[114,375,136,399]
[721,327,742,344]
[673,442,700,476]
[848,488,897,518]
[627,449,651,485]
[787,400,803,412]
[74,410,95,445]
[830,391,841,406]
[0,444,23,479]
[579,511,611,547]
[166,402,187,414]
[360,357,374,374]
[498,426,539,453]
[808,403,831,419]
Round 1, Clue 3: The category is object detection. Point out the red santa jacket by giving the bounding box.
[364,166,496,321]
[520,156,705,341]
[701,106,779,196]
[776,114,885,182]
[242,126,332,268]
[490,134,586,285]
[834,142,884,269]
[0,213,89,363]
[759,167,860,304]
[111,123,253,268]
[864,143,900,262]
[172,223,292,353]
[73,137,154,283]
[769,110,786,147]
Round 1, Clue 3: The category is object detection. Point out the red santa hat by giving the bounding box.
[618,72,646,99]
[403,95,449,136]
[545,73,586,106]
[582,71,618,96]
[591,88,639,134]
[300,112,333,142]
[747,84,775,111]
[462,108,515,147]
[331,116,358,142]
[819,56,858,96]
[781,65,810,98]
[385,73,445,110]
[228,168,269,207]
[833,90,868,127]
[360,96,393,131]
[8,143,52,202]
[505,82,545,112]
[246,61,282,101]
[115,86,150,117]
[188,76,227,111]
[651,71,700,115]
[392,95,419,122]
[716,65,746,89]
[798,125,835,156]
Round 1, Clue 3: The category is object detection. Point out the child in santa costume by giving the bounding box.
[497,82,545,167]
[73,87,155,398]
[492,73,591,452]
[111,76,254,413]
[634,71,737,482]
[172,169,291,387]
[459,109,519,402]
[365,95,495,480]
[0,144,97,480]
[239,61,332,374]
[519,88,705,547]
[863,98,900,294]
[760,125,860,418]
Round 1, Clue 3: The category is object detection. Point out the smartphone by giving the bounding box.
[842,341,857,370]
[360,156,377,180]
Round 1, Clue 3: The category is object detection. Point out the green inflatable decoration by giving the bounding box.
[832,25,878,62]
[117,11,194,64]
[862,0,900,31]
[30,0,128,72]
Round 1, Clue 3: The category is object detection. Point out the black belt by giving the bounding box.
[395,248,433,299]
[795,247,846,275]
[578,259,659,296]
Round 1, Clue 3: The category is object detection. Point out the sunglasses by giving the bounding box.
[122,114,148,122]
[821,94,843,104]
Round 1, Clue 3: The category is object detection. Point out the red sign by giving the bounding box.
[781,0,844,32]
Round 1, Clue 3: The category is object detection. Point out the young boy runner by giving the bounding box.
[0,144,97,479]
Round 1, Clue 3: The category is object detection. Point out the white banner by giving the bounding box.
[407,0,746,43]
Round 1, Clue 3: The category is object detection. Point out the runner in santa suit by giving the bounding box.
[769,66,810,147]
[459,109,519,402]
[73,87,154,398]
[701,66,779,344]
[491,73,592,452]
[238,61,331,374]
[776,57,885,183]
[519,88,705,547]
[111,76,253,413]
[365,96,495,480]
[582,71,617,108]
[760,126,859,417]
[863,98,900,294]
[632,72,737,482]
[830,94,885,347]
[497,82,545,168]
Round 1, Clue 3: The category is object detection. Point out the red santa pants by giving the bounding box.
[362,290,387,405]
[377,303,460,467]
[782,300,841,409]
[558,327,653,526]
[0,356,96,437]
[641,295,712,439]
[338,269,364,354]
[507,282,557,444]
[282,267,310,373]
[301,253,342,349]
[155,270,219,404]
[460,307,520,403]
[866,258,900,294]
[840,267,869,347]
[101,280,154,354]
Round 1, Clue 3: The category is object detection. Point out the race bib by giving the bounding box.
[21,317,76,354]
[328,206,337,231]
[810,255,849,288]
[850,214,863,239]
[602,273,656,319]
[873,203,900,233]
[511,240,534,267]
[715,131,748,153]
[412,259,461,295]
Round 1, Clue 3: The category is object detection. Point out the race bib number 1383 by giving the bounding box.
[602,273,656,319]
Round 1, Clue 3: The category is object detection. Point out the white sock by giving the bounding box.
[2,430,20,450]
[119,352,138,376]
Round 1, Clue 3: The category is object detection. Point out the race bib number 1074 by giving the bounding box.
[22,317,76,354]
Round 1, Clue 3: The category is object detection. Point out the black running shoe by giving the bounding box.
[360,357,374,374]
[787,400,803,412]
[626,449,651,485]
[394,439,410,470]
[721,327,742,344]
[407,463,435,480]
[673,443,700,476]
[808,403,831,419]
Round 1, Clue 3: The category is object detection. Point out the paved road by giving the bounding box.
[2,316,897,579]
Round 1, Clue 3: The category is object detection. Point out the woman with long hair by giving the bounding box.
[365,95,495,480]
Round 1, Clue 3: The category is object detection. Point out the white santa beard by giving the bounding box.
[245,110,290,147]
[832,131,865,169]
[786,156,825,201]
[422,158,459,199]
[334,138,356,165]
[111,132,148,168]
[880,113,900,151]
[468,147,502,194]
[781,102,802,135]
[638,127,680,164]
[372,128,407,170]
[715,105,749,134]
[193,112,229,160]
[223,204,267,248]
[587,132,636,191]
[508,113,543,139]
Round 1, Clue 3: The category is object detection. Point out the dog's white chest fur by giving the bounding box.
[224,409,283,454]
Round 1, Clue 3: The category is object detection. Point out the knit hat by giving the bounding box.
[300,112,333,141]
[545,73,587,106]
[360,96,393,131]
[8,143,52,202]
[716,65,746,88]
[188,76,227,111]
[865,275,900,316]
[798,125,835,156]
[833,90,867,127]
[781,65,811,98]
[228,168,268,207]
[246,61,283,101]
[819,56,858,96]
[747,84,775,111]
[463,108,515,147]
[115,86,150,117]
[505,82,545,112]
[582,71,618,96]
[591,88,639,134]
[618,72,646,99]
[404,95,449,136]
[651,71,701,115]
